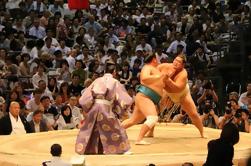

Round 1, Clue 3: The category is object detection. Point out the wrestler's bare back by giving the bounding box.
[140,64,165,96]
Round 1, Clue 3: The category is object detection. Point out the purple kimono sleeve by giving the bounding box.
[113,81,133,120]
[78,81,95,113]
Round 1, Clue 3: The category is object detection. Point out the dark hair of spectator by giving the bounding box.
[61,105,72,123]
[54,50,62,57]
[21,53,30,61]
[60,59,69,68]
[72,73,80,79]
[33,88,43,95]
[40,96,50,102]
[182,162,194,166]
[50,144,62,157]
[220,123,239,145]
[33,110,42,117]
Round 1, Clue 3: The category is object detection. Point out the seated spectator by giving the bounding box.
[197,80,219,115]
[200,100,219,129]
[40,96,59,129]
[0,96,6,119]
[47,77,59,96]
[0,101,31,135]
[182,162,194,166]
[59,82,70,104]
[26,89,42,113]
[37,80,53,101]
[71,60,87,86]
[68,96,83,125]
[42,144,71,166]
[118,61,132,87]
[57,105,78,130]
[57,60,71,83]
[232,108,250,133]
[32,64,48,89]
[29,110,48,133]
[238,83,251,107]
[204,123,239,166]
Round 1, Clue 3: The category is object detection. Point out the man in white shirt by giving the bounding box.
[166,32,186,55]
[0,102,31,135]
[43,144,71,166]
[29,18,46,39]
[32,64,48,89]
[238,83,251,107]
[68,96,83,126]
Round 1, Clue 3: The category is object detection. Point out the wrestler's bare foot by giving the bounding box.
[123,150,133,155]
[135,140,151,145]
[145,133,154,138]
[201,134,208,139]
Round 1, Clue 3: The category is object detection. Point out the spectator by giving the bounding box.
[0,101,31,135]
[28,18,46,39]
[42,144,71,166]
[57,105,78,130]
[0,96,6,118]
[60,83,70,102]
[71,60,87,86]
[26,89,42,113]
[200,99,219,129]
[29,110,48,133]
[47,77,59,96]
[57,60,71,83]
[204,123,239,166]
[32,64,48,89]
[68,96,83,125]
[238,83,251,107]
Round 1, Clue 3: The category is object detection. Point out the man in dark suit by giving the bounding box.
[0,101,31,135]
[29,110,48,133]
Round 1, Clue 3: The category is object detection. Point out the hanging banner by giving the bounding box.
[68,0,89,10]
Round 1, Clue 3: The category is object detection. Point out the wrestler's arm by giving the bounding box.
[165,70,187,93]
[141,66,163,84]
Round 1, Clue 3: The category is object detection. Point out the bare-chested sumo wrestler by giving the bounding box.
[158,54,205,138]
[121,54,166,145]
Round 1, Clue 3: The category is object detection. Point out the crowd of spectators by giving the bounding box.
[0,0,250,136]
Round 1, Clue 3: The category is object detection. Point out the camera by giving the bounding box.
[203,102,212,114]
[203,80,213,90]
[225,107,232,114]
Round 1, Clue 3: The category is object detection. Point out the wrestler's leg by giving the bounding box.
[180,94,204,138]
[136,96,158,144]
[121,104,145,129]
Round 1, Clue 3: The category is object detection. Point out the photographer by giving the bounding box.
[218,107,234,129]
[200,100,219,129]
[232,109,250,133]
[197,80,219,115]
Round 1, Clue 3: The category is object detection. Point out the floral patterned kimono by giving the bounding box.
[75,73,133,154]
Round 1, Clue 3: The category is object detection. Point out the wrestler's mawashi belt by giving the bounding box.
[136,85,161,105]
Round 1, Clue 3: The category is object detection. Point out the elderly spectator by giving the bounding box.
[0,102,31,135]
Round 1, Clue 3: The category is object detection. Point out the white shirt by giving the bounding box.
[66,56,76,72]
[26,98,40,112]
[32,72,48,89]
[29,26,46,39]
[45,157,71,166]
[9,113,26,135]
[136,43,153,55]
[166,40,186,54]
[34,122,40,133]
